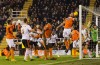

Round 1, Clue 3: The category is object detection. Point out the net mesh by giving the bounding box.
[79,5,100,59]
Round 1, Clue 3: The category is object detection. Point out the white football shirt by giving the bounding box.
[21,24,32,40]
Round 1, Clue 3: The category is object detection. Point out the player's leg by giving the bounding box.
[6,39,11,60]
[22,39,29,61]
[40,39,48,60]
[5,45,10,60]
[72,40,77,57]
[29,41,33,49]
[9,39,16,61]
[40,39,46,49]
[87,40,92,58]
[6,39,16,61]
[44,38,50,60]
[92,41,97,58]
[29,41,34,60]
[6,48,10,60]
[63,29,71,53]
[64,38,70,52]
[10,47,15,61]
[48,43,57,60]
[34,42,39,57]
[48,43,53,58]
[44,46,48,60]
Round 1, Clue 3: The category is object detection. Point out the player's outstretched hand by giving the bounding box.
[56,27,59,31]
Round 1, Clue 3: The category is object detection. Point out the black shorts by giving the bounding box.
[41,43,55,50]
[48,43,55,48]
[29,41,38,46]
[22,39,29,48]
[88,40,97,51]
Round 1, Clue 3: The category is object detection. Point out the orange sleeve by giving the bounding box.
[6,25,14,39]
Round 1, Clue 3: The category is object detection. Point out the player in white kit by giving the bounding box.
[21,18,34,61]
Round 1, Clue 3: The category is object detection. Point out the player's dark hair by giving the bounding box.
[74,26,77,30]
[7,20,11,24]
[24,18,27,23]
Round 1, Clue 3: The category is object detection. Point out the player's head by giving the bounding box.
[24,18,28,23]
[69,12,74,17]
[7,20,12,25]
[36,25,40,29]
[93,24,97,29]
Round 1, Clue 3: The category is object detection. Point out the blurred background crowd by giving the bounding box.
[0,0,100,44]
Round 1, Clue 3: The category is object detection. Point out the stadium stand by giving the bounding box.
[0,0,26,43]
[28,0,90,38]
[1,0,96,55]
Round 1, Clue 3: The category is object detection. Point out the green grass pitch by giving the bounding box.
[0,56,100,65]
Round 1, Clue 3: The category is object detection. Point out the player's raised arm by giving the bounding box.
[56,20,65,31]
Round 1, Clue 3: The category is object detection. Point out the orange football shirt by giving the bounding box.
[6,24,14,39]
[44,23,52,38]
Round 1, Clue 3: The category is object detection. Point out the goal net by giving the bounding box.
[79,5,100,59]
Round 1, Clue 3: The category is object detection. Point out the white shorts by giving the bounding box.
[46,38,50,45]
[63,29,71,38]
[6,39,15,48]
[73,40,79,48]
[49,38,56,43]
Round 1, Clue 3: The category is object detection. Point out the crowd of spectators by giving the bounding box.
[0,0,91,42]
[28,0,90,38]
[92,0,100,25]
[0,0,26,43]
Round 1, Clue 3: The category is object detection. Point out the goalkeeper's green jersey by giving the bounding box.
[91,28,98,42]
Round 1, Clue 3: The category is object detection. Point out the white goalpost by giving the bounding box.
[79,5,100,59]
[79,5,82,59]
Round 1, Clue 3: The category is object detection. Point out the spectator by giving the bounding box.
[0,0,26,43]
[28,0,90,38]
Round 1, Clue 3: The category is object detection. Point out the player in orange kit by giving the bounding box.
[71,27,79,57]
[6,19,16,61]
[56,13,75,53]
[43,21,52,60]
[39,20,54,60]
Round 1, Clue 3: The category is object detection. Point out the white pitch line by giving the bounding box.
[83,58,100,59]
[39,59,80,65]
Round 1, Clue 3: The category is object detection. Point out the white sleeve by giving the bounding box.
[55,34,58,38]
[27,25,32,31]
